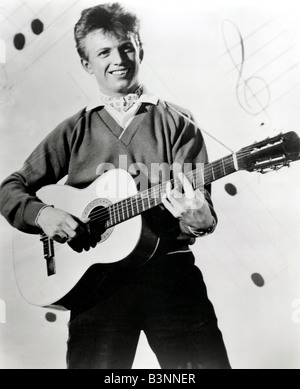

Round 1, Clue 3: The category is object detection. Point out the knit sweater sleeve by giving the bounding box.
[0,109,84,234]
[168,103,218,235]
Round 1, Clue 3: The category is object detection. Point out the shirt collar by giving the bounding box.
[86,87,159,112]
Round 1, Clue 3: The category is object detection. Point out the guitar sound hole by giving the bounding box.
[88,206,111,243]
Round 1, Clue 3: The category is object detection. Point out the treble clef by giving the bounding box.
[222,19,271,116]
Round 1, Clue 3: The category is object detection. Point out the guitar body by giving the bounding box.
[11,131,300,308]
[12,169,159,308]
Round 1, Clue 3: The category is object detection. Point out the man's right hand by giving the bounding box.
[36,206,101,252]
[37,206,84,242]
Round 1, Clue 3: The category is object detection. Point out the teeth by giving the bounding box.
[111,70,127,75]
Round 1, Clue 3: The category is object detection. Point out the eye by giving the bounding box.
[122,44,135,53]
[98,49,110,58]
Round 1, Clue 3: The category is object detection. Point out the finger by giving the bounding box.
[164,180,183,204]
[63,224,77,239]
[165,184,185,211]
[168,195,185,214]
[90,231,102,247]
[78,228,91,252]
[162,194,183,219]
[65,214,79,230]
[177,172,195,199]
[53,233,68,244]
[165,182,172,200]
[80,217,90,224]
[162,194,175,214]
[89,230,101,247]
[68,230,90,252]
[194,188,206,206]
[171,186,184,201]
[83,240,90,251]
[90,239,98,248]
[68,240,83,253]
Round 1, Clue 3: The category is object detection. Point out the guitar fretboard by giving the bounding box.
[105,152,245,228]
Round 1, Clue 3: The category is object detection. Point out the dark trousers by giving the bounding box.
[66,251,231,369]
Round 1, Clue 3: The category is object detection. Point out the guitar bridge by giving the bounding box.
[40,235,56,276]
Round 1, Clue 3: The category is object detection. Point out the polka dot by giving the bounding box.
[14,33,25,50]
[251,273,265,287]
[45,312,57,322]
[31,19,44,35]
[225,183,237,196]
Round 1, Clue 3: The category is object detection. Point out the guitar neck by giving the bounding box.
[105,151,246,228]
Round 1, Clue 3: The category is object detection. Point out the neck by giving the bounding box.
[99,84,141,98]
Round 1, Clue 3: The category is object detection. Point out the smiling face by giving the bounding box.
[81,29,143,97]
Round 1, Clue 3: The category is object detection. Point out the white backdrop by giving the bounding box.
[0,0,300,369]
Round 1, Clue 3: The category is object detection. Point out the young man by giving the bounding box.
[0,3,231,369]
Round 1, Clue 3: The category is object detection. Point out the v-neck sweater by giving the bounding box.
[0,100,216,245]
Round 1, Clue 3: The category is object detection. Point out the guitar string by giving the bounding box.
[14,102,284,229]
[69,150,255,224]
[16,133,262,196]
[84,156,241,225]
[40,151,253,244]
[41,146,278,244]
[41,153,247,235]
[38,138,286,243]
[42,141,288,246]
[41,144,291,252]
[39,171,211,250]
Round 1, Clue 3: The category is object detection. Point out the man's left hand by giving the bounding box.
[162,172,214,230]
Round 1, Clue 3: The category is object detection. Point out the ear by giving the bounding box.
[81,58,93,75]
[139,48,144,63]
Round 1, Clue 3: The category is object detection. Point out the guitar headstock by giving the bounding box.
[238,131,300,173]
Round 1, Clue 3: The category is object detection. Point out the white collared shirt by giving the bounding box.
[86,92,159,130]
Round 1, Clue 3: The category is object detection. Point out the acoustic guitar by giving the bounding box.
[12,131,300,307]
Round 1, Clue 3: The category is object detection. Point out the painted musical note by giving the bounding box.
[0,0,82,107]
[13,33,26,50]
[222,19,271,116]
[12,19,44,51]
[31,19,44,36]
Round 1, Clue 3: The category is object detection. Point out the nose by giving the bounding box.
[111,48,125,64]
